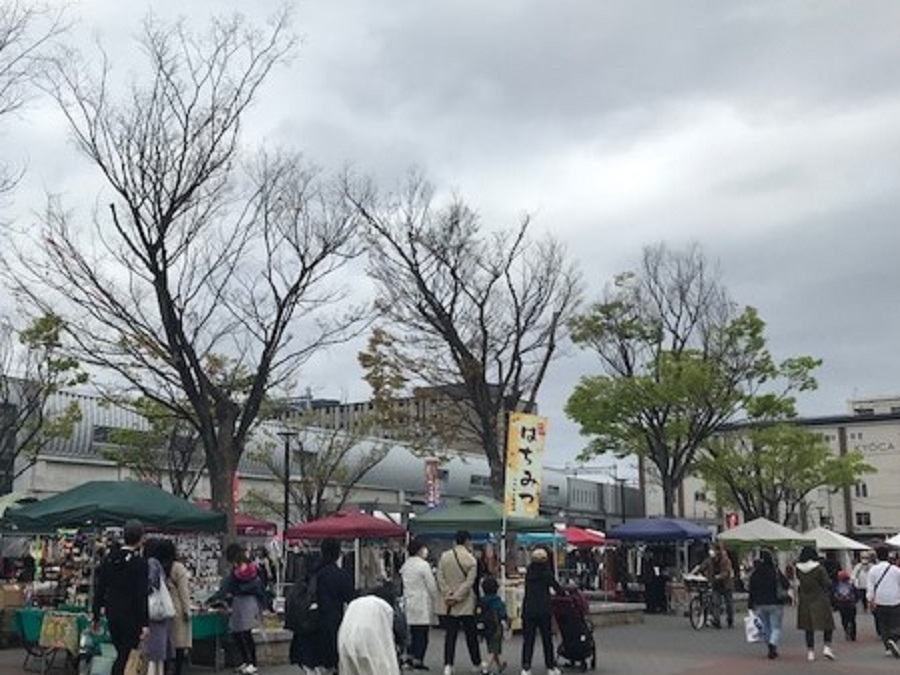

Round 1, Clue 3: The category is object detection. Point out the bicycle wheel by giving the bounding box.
[688,596,707,630]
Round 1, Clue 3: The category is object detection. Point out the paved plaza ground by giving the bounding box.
[1,607,898,675]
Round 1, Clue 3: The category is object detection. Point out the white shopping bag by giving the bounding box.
[744,611,764,643]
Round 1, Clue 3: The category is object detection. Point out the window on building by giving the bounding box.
[892,406,900,414]
[469,475,491,490]
[854,482,868,498]
[437,469,449,480]
[853,408,875,416]
[547,485,560,496]
[855,512,871,527]
[694,491,707,503]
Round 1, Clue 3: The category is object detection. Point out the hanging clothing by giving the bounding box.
[338,595,401,675]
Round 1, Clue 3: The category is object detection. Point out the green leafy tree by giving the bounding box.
[0,313,85,491]
[566,243,779,516]
[694,360,873,525]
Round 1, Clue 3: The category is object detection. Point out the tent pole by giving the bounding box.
[354,538,361,589]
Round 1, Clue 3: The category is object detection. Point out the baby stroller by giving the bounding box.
[552,586,596,671]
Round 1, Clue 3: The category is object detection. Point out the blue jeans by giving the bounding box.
[754,605,784,646]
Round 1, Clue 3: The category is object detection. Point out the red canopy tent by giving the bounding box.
[195,500,277,537]
[563,525,607,548]
[285,511,407,588]
[284,510,406,541]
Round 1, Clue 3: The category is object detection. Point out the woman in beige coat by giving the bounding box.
[158,539,193,675]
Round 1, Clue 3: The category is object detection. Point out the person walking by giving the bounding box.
[795,546,836,662]
[519,548,561,675]
[437,531,488,675]
[208,547,269,674]
[747,550,790,659]
[92,520,150,675]
[155,539,192,675]
[143,539,174,675]
[695,544,734,628]
[852,552,873,613]
[867,545,900,658]
[400,538,439,671]
[291,538,356,675]
[831,570,858,641]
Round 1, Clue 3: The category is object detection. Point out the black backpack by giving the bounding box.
[284,574,319,636]
[475,597,500,638]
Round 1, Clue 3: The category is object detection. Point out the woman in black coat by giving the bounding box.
[520,547,562,674]
[289,538,356,672]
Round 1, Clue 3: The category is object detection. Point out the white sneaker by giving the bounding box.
[235,666,247,674]
[548,669,561,675]
[519,670,532,675]
[823,645,835,661]
[443,667,453,675]
[807,650,815,662]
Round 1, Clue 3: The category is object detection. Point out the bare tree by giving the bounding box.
[0,1,66,193]
[6,13,366,536]
[100,398,205,500]
[246,420,391,524]
[0,313,85,492]
[348,174,582,498]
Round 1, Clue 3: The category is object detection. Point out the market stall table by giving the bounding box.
[16,608,229,672]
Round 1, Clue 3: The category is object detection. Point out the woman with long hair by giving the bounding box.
[796,546,836,661]
[154,539,192,675]
[143,539,174,675]
[748,550,790,659]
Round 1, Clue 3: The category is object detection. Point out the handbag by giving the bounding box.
[744,610,764,643]
[124,649,147,675]
[149,571,176,621]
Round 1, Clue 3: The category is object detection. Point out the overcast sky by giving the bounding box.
[5,0,900,471]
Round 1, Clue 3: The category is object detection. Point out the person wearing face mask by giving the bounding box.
[691,544,734,628]
[401,538,440,671]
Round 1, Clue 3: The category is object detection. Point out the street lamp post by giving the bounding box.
[277,430,298,592]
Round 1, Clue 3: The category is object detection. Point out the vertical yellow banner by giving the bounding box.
[503,412,548,518]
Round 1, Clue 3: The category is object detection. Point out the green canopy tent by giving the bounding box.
[409,496,554,535]
[5,481,226,533]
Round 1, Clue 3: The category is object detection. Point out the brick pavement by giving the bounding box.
[1,607,897,675]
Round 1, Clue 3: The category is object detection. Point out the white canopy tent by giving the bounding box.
[717,517,815,550]
[886,532,900,548]
[804,527,872,551]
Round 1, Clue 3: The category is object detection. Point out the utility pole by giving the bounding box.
[277,429,298,592]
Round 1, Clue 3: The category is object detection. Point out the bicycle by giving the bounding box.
[684,574,716,630]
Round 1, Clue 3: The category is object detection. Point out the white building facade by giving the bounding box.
[642,396,900,537]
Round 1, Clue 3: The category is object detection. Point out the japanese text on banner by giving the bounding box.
[504,412,548,518]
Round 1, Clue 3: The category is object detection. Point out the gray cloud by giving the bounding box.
[4,0,900,466]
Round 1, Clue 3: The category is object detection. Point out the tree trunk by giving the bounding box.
[661,475,677,517]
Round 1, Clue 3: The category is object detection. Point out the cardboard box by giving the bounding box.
[0,585,25,610]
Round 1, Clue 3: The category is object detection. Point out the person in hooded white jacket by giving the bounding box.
[338,591,401,675]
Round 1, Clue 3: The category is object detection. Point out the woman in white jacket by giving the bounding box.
[400,538,439,670]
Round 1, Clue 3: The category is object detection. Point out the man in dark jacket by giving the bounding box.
[92,520,149,675]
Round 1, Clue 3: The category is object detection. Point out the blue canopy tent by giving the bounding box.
[609,518,711,543]
[518,531,566,546]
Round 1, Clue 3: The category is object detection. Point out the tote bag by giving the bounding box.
[148,572,176,621]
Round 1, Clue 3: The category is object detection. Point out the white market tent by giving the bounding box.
[804,526,872,552]
[717,517,815,550]
[886,532,900,548]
